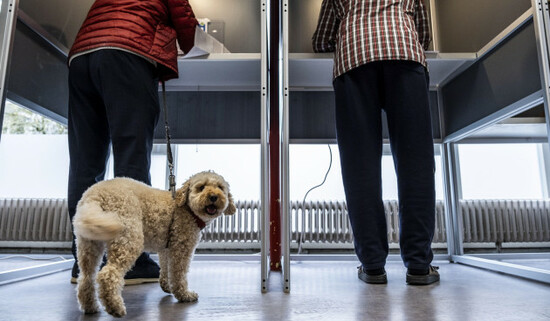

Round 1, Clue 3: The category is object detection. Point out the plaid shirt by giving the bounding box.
[312,0,431,79]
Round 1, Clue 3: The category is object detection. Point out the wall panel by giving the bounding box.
[441,21,541,137]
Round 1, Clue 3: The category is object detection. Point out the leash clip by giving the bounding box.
[169,172,176,199]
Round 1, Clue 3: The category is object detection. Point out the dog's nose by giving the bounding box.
[209,195,218,202]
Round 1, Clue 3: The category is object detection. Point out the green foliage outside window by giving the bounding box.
[1,102,67,134]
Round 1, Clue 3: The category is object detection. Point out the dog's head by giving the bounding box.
[175,171,236,222]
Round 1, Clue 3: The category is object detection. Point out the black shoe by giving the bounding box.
[124,252,160,285]
[70,256,107,284]
[357,266,388,284]
[406,265,440,285]
[70,261,79,284]
[70,253,159,285]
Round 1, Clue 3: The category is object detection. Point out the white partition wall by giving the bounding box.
[439,1,550,283]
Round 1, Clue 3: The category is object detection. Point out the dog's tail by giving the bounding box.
[73,202,123,241]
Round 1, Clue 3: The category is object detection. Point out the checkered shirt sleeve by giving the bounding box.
[414,0,432,51]
[312,0,340,53]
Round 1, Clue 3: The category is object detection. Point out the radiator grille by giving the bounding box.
[0,198,72,242]
[291,201,352,243]
[291,200,447,244]
[1,198,549,246]
[461,199,550,243]
[0,199,263,244]
[202,200,261,243]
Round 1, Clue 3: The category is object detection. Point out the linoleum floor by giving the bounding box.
[0,260,549,321]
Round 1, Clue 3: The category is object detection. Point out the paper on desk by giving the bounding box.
[179,26,230,58]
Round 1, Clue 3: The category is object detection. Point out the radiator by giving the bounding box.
[0,198,72,242]
[461,199,550,243]
[291,201,352,244]
[201,200,261,243]
[0,199,262,244]
[1,198,550,246]
[291,200,447,244]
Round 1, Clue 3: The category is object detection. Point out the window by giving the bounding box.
[103,145,169,190]
[458,143,546,199]
[0,102,176,198]
[0,100,448,203]
[0,101,68,198]
[290,144,444,202]
[176,144,261,201]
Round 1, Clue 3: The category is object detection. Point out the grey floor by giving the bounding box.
[0,254,70,271]
[1,259,550,321]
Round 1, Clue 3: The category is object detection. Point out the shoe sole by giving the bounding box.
[123,278,159,285]
[70,277,159,285]
[358,272,388,284]
[406,273,440,285]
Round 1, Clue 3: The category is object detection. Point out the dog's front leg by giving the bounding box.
[158,249,171,294]
[169,246,198,302]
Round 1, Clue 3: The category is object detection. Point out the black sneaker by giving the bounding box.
[123,252,160,285]
[357,266,388,284]
[70,256,107,284]
[70,261,79,284]
[406,265,440,285]
[70,253,159,285]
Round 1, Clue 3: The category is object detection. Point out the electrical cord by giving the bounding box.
[297,144,333,254]
[0,255,70,261]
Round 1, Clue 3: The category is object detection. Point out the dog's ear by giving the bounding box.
[176,179,191,207]
[225,192,237,215]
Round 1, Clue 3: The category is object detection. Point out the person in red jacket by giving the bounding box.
[67,0,198,284]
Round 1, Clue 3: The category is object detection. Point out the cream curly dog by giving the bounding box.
[73,171,235,317]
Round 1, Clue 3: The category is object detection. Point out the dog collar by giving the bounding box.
[190,212,206,230]
[165,211,207,249]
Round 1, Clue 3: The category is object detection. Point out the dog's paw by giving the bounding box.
[105,304,126,318]
[78,293,100,314]
[80,303,100,315]
[160,279,171,294]
[175,290,199,302]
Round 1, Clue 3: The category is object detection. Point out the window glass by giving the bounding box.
[103,146,167,190]
[0,100,451,204]
[0,102,68,198]
[290,144,444,202]
[0,102,169,198]
[458,144,544,199]
[176,144,261,201]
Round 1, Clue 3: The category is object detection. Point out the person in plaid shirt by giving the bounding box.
[313,0,439,285]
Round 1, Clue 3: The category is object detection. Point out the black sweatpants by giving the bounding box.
[333,60,435,270]
[67,49,160,258]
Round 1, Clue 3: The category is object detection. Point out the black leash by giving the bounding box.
[162,80,176,248]
[162,81,176,200]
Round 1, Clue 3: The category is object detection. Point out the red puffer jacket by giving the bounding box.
[69,0,198,81]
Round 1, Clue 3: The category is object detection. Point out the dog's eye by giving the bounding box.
[197,185,205,192]
[218,184,224,191]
